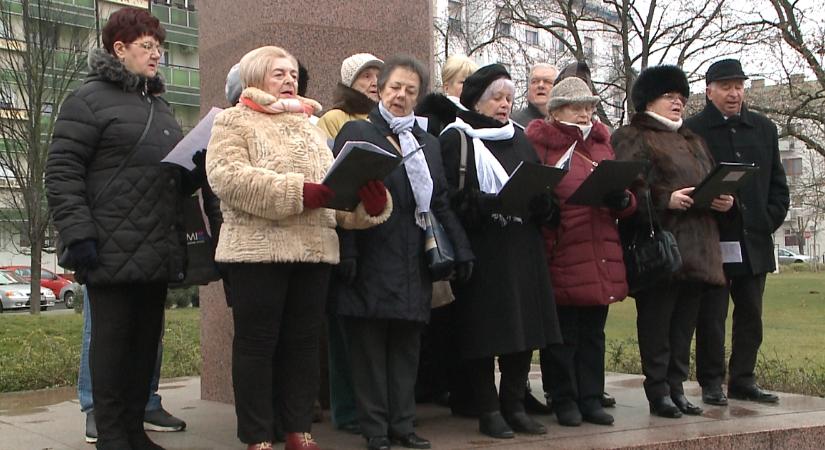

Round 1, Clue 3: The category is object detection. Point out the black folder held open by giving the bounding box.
[566,160,649,207]
[323,141,420,211]
[689,162,759,208]
[497,161,567,217]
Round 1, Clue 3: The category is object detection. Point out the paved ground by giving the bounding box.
[1,371,824,449]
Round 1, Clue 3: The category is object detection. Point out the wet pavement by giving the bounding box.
[1,371,824,449]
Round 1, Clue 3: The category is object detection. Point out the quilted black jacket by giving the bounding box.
[46,49,186,285]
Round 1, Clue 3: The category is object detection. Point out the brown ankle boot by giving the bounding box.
[284,432,320,450]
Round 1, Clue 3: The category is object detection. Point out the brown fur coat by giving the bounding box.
[612,112,725,286]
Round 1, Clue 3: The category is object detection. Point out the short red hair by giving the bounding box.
[102,7,166,55]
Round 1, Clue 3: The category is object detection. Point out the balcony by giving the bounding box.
[158,63,199,107]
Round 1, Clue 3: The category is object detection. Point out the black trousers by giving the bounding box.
[416,302,457,402]
[635,280,706,400]
[466,351,532,414]
[545,305,608,413]
[229,262,330,444]
[696,273,766,389]
[341,317,423,439]
[87,282,167,446]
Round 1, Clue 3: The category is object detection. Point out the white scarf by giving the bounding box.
[644,110,683,131]
[446,95,468,111]
[378,102,433,228]
[559,120,593,140]
[441,117,514,194]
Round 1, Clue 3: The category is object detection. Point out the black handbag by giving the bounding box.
[623,190,682,295]
[423,211,455,281]
[178,193,221,286]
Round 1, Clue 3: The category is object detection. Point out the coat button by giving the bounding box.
[731,128,737,134]
[609,296,615,301]
[601,259,606,263]
[163,129,170,136]
[735,152,742,158]
[177,272,184,280]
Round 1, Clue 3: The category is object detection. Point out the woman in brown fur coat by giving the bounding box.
[611,65,733,419]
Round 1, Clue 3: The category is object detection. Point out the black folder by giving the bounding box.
[566,160,649,206]
[497,161,567,217]
[689,162,759,208]
[323,141,402,211]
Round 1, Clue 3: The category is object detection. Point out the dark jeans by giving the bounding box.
[466,351,532,414]
[545,305,609,412]
[341,317,423,439]
[696,273,767,389]
[635,280,707,400]
[86,282,167,446]
[229,262,330,444]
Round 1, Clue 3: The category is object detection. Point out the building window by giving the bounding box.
[525,29,539,46]
[41,102,54,114]
[496,7,512,37]
[584,36,595,63]
[448,0,463,33]
[0,86,14,109]
[782,157,803,179]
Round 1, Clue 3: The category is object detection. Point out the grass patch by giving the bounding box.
[601,271,825,396]
[0,308,201,393]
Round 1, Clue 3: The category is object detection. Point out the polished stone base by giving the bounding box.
[2,372,823,449]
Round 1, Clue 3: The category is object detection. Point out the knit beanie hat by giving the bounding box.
[548,77,599,111]
[459,63,511,110]
[630,65,689,112]
[225,63,242,105]
[340,53,383,87]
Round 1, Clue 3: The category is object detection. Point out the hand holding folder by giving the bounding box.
[566,160,648,207]
[689,162,759,208]
[496,161,567,217]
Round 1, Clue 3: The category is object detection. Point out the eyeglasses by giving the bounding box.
[133,41,164,56]
[661,92,686,105]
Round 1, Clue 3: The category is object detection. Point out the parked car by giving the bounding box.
[777,248,812,264]
[0,270,56,312]
[0,266,80,309]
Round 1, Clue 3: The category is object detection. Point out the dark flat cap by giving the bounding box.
[706,59,748,83]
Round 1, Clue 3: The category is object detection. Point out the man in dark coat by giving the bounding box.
[685,59,789,405]
[511,63,557,127]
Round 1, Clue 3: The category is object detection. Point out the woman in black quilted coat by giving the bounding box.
[45,8,192,450]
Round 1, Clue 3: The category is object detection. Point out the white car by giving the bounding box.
[777,248,812,264]
[0,270,56,312]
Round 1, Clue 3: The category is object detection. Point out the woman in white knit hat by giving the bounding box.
[316,53,384,138]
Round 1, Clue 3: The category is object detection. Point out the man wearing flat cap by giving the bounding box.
[685,59,789,406]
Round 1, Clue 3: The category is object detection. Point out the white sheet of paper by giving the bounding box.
[720,241,743,263]
[415,116,429,131]
[162,107,223,170]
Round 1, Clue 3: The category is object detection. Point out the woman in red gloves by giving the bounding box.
[331,56,474,450]
[205,45,393,450]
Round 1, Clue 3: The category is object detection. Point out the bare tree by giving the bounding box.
[0,0,92,313]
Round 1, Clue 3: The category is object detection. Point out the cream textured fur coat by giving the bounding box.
[206,87,392,264]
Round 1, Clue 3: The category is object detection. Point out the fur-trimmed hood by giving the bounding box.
[331,83,376,115]
[415,93,458,128]
[87,48,166,95]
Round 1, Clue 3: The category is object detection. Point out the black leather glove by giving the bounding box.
[67,239,99,270]
[454,260,474,283]
[603,189,631,210]
[528,192,559,225]
[337,258,357,285]
[190,149,207,187]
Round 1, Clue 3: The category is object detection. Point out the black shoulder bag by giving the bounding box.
[623,188,683,295]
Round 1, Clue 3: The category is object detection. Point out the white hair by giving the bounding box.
[477,78,515,105]
[529,63,559,81]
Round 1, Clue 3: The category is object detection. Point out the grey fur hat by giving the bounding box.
[548,77,599,111]
[225,63,241,105]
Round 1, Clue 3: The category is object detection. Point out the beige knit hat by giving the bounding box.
[548,76,599,111]
[340,53,384,87]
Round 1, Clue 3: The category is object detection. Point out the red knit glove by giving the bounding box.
[303,182,335,209]
[358,180,388,216]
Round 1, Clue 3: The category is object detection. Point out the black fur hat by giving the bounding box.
[630,65,689,112]
[460,63,511,110]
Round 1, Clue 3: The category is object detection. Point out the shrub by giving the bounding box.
[165,286,198,309]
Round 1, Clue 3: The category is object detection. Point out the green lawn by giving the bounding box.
[605,271,825,368]
[0,308,201,393]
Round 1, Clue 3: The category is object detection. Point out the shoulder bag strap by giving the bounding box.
[90,99,155,208]
[458,129,468,190]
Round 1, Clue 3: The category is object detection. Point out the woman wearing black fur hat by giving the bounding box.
[611,65,733,419]
[439,64,561,439]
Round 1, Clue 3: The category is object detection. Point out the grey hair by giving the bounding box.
[528,63,559,81]
[377,55,429,95]
[477,78,515,106]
